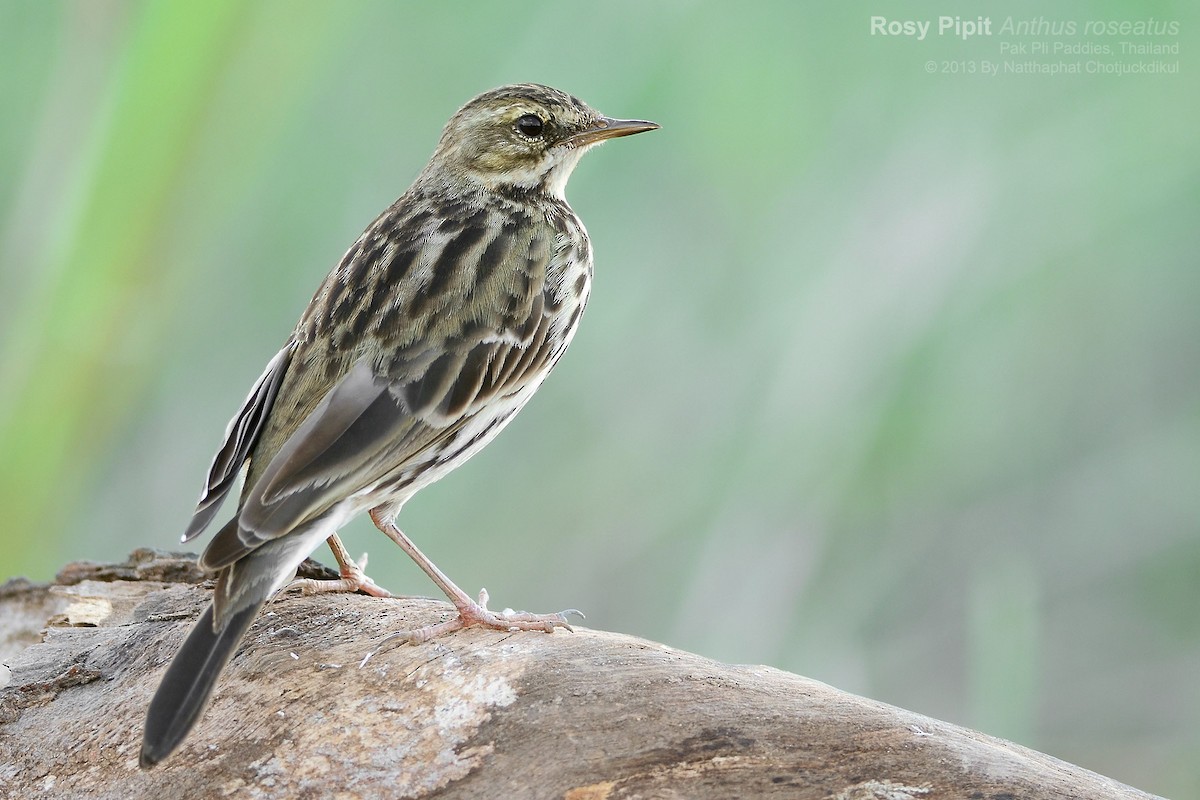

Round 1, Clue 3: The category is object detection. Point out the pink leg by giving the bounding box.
[288,532,393,598]
[368,507,580,643]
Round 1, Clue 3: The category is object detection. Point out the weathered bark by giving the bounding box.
[0,550,1162,800]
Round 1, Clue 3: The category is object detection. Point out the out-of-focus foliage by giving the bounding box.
[1,2,1196,795]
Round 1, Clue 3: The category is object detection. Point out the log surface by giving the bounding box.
[0,550,1163,800]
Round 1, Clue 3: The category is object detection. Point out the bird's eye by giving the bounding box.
[515,114,545,138]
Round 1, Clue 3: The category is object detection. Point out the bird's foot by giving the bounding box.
[289,551,393,598]
[386,588,583,644]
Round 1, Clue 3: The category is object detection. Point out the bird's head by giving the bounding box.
[423,83,658,200]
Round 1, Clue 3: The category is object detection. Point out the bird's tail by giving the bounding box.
[139,596,263,768]
[141,511,343,767]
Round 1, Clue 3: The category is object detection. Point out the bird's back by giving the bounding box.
[240,183,592,518]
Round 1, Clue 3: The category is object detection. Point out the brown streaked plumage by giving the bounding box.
[140,84,657,767]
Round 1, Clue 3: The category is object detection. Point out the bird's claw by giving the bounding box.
[287,552,393,598]
[384,589,582,644]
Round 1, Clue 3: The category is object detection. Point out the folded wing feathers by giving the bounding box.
[183,345,292,543]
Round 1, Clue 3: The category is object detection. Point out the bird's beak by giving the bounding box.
[569,117,660,147]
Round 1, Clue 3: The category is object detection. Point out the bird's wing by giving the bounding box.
[182,345,293,543]
[199,213,568,572]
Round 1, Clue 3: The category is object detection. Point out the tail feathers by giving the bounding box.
[140,600,263,768]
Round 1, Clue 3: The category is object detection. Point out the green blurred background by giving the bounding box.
[2,1,1196,794]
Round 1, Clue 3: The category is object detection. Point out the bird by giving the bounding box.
[139,83,658,767]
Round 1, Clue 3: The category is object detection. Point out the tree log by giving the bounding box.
[0,550,1162,800]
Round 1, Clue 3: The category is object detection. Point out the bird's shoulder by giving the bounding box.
[301,186,580,347]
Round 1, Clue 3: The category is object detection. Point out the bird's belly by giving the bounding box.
[358,367,551,512]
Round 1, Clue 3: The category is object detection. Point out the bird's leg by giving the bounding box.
[287,532,393,598]
[368,507,580,643]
